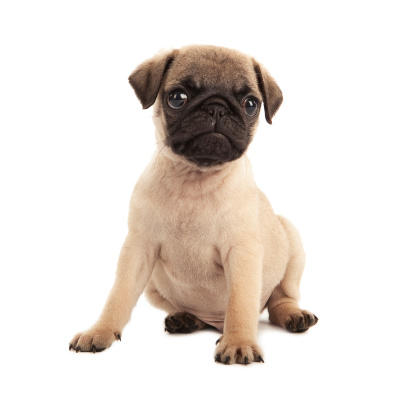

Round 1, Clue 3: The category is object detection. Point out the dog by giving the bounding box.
[69,45,318,364]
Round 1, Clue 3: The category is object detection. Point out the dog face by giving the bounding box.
[129,45,283,167]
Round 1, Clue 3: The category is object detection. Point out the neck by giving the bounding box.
[146,150,253,199]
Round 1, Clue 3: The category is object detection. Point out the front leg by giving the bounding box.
[69,232,158,353]
[215,242,264,365]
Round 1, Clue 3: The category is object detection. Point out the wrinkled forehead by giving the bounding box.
[164,47,261,96]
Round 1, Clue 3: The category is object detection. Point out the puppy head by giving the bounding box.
[129,45,283,168]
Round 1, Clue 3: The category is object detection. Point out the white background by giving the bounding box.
[1,1,413,413]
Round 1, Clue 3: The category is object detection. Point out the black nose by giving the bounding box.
[207,104,225,119]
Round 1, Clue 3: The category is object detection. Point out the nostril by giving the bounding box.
[207,106,226,118]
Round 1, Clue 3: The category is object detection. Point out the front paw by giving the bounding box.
[214,335,264,365]
[69,326,121,353]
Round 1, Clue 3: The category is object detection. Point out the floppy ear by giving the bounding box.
[128,49,177,109]
[252,59,283,124]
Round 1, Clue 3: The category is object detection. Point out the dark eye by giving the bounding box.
[167,90,188,109]
[243,97,259,116]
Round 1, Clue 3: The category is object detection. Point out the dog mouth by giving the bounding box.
[171,133,237,166]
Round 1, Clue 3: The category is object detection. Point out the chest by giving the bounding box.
[146,193,231,280]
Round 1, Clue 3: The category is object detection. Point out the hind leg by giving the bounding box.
[145,280,206,334]
[145,279,179,314]
[267,217,318,333]
[268,285,318,333]
[164,312,206,334]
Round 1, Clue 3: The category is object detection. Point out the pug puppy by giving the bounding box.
[69,45,318,364]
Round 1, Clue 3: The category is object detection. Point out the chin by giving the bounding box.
[161,145,237,172]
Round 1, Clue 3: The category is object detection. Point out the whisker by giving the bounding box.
[155,144,167,164]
